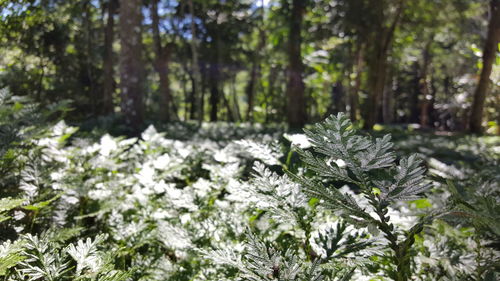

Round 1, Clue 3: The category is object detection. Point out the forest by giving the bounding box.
[0,0,499,280]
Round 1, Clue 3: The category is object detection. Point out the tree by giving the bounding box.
[186,0,203,124]
[469,0,500,134]
[363,0,405,130]
[119,0,144,132]
[245,0,266,122]
[285,0,307,129]
[102,0,117,115]
[349,43,364,121]
[151,0,174,122]
[418,39,434,128]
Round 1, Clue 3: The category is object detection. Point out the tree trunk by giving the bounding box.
[382,68,395,124]
[151,0,173,122]
[246,55,259,122]
[419,40,433,128]
[222,90,234,122]
[266,65,278,123]
[469,0,500,133]
[364,47,387,128]
[187,0,203,124]
[209,62,220,122]
[363,0,404,130]
[330,82,345,114]
[285,0,307,129]
[102,0,116,115]
[208,25,223,122]
[119,0,144,132]
[231,74,241,121]
[84,1,96,114]
[409,62,420,123]
[246,1,266,122]
[350,43,363,121]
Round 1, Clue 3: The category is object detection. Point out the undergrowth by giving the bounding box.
[0,93,499,280]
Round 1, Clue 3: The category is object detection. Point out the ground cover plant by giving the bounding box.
[1,94,499,281]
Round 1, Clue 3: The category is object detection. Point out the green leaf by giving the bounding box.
[22,194,61,211]
[0,197,24,213]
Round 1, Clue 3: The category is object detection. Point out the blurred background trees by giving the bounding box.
[0,0,498,133]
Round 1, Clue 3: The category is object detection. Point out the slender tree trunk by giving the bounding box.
[469,0,500,133]
[266,65,278,123]
[350,43,363,121]
[330,82,345,114]
[363,0,404,129]
[246,54,259,122]
[84,1,96,114]
[231,74,241,121]
[409,62,420,123]
[382,68,395,124]
[36,48,45,102]
[151,0,173,122]
[419,40,433,128]
[285,0,307,129]
[178,58,196,120]
[222,90,234,122]
[102,0,116,115]
[209,62,220,122]
[187,0,203,124]
[119,0,144,132]
[209,28,222,122]
[200,62,207,121]
[181,73,188,121]
[246,1,266,122]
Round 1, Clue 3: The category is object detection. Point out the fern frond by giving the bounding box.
[0,197,24,222]
[0,240,25,276]
[295,149,357,184]
[286,171,373,225]
[18,234,71,281]
[66,234,107,275]
[379,154,431,202]
[357,134,395,171]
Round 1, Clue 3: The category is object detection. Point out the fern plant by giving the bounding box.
[1,231,130,281]
[204,230,356,281]
[287,113,440,281]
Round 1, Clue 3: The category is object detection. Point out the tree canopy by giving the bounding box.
[0,0,498,133]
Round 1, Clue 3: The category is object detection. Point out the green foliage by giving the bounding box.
[204,230,356,281]
[288,113,440,281]
[0,112,498,280]
[0,197,24,223]
[0,239,25,276]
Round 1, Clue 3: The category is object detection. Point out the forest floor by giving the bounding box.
[1,119,499,280]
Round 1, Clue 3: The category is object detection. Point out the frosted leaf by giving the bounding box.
[213,148,239,163]
[157,221,191,250]
[235,139,280,165]
[284,133,311,149]
[66,235,107,275]
[99,134,117,157]
[136,163,155,187]
[153,154,171,170]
